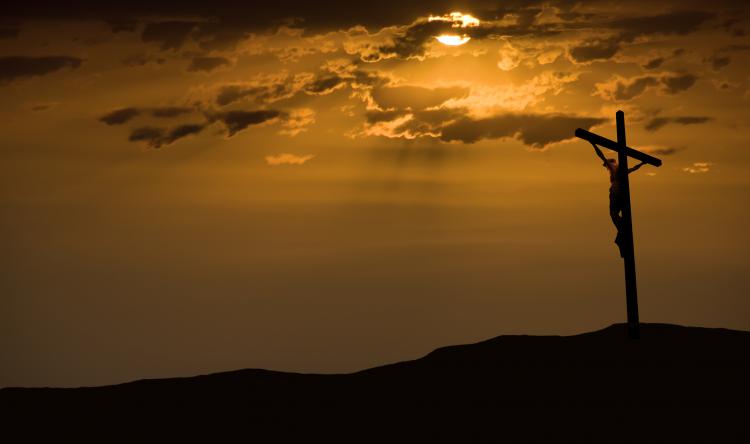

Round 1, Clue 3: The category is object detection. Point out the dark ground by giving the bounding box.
[2,323,749,442]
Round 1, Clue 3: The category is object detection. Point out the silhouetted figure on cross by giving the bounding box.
[574,110,662,339]
[590,142,646,257]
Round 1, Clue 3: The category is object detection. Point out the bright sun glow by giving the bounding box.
[430,12,479,46]
[435,35,472,46]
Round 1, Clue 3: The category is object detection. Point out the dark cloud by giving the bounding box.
[99,107,141,125]
[349,69,391,88]
[367,20,448,61]
[0,56,83,83]
[705,44,750,70]
[105,18,138,33]
[163,123,205,144]
[569,11,714,63]
[193,23,249,51]
[128,123,205,148]
[151,106,193,118]
[29,102,59,112]
[642,146,683,156]
[556,11,596,22]
[643,57,665,69]
[724,44,750,51]
[370,85,469,110]
[720,17,742,31]
[597,72,699,101]
[217,110,282,136]
[611,10,715,40]
[187,56,231,72]
[568,38,620,63]
[214,73,310,106]
[643,48,685,69]
[661,73,698,94]
[610,76,660,101]
[644,116,712,131]
[365,109,408,124]
[3,1,477,33]
[216,85,265,106]
[122,53,166,66]
[100,106,193,125]
[0,27,20,38]
[128,126,165,145]
[141,21,197,50]
[708,54,731,70]
[305,76,346,95]
[439,113,606,147]
[356,10,562,62]
[1,1,726,43]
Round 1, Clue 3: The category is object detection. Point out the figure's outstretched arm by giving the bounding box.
[628,161,646,174]
[590,142,607,163]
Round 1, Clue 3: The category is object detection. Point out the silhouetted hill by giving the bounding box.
[3,323,749,442]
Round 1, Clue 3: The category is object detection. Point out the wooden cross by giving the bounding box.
[574,111,662,339]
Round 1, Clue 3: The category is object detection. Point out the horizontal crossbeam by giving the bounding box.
[575,128,662,167]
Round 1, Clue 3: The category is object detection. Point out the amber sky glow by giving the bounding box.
[1,0,749,387]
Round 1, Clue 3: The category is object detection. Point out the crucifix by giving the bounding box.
[574,111,662,340]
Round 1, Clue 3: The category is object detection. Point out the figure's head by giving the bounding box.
[606,158,617,167]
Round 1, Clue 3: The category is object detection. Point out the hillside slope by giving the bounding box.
[3,323,749,442]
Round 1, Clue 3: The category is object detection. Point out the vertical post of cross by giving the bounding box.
[616,110,640,340]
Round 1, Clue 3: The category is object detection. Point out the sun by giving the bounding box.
[435,35,472,46]
[429,12,479,46]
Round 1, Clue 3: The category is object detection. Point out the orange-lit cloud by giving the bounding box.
[265,153,315,165]
[682,162,713,173]
[279,108,316,136]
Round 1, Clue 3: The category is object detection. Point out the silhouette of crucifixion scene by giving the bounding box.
[575,111,662,339]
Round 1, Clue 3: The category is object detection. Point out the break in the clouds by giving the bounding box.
[0,56,83,83]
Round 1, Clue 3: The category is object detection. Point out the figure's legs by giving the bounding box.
[609,194,623,231]
[610,206,622,231]
[610,194,626,257]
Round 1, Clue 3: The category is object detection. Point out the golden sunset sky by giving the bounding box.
[2,0,749,387]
